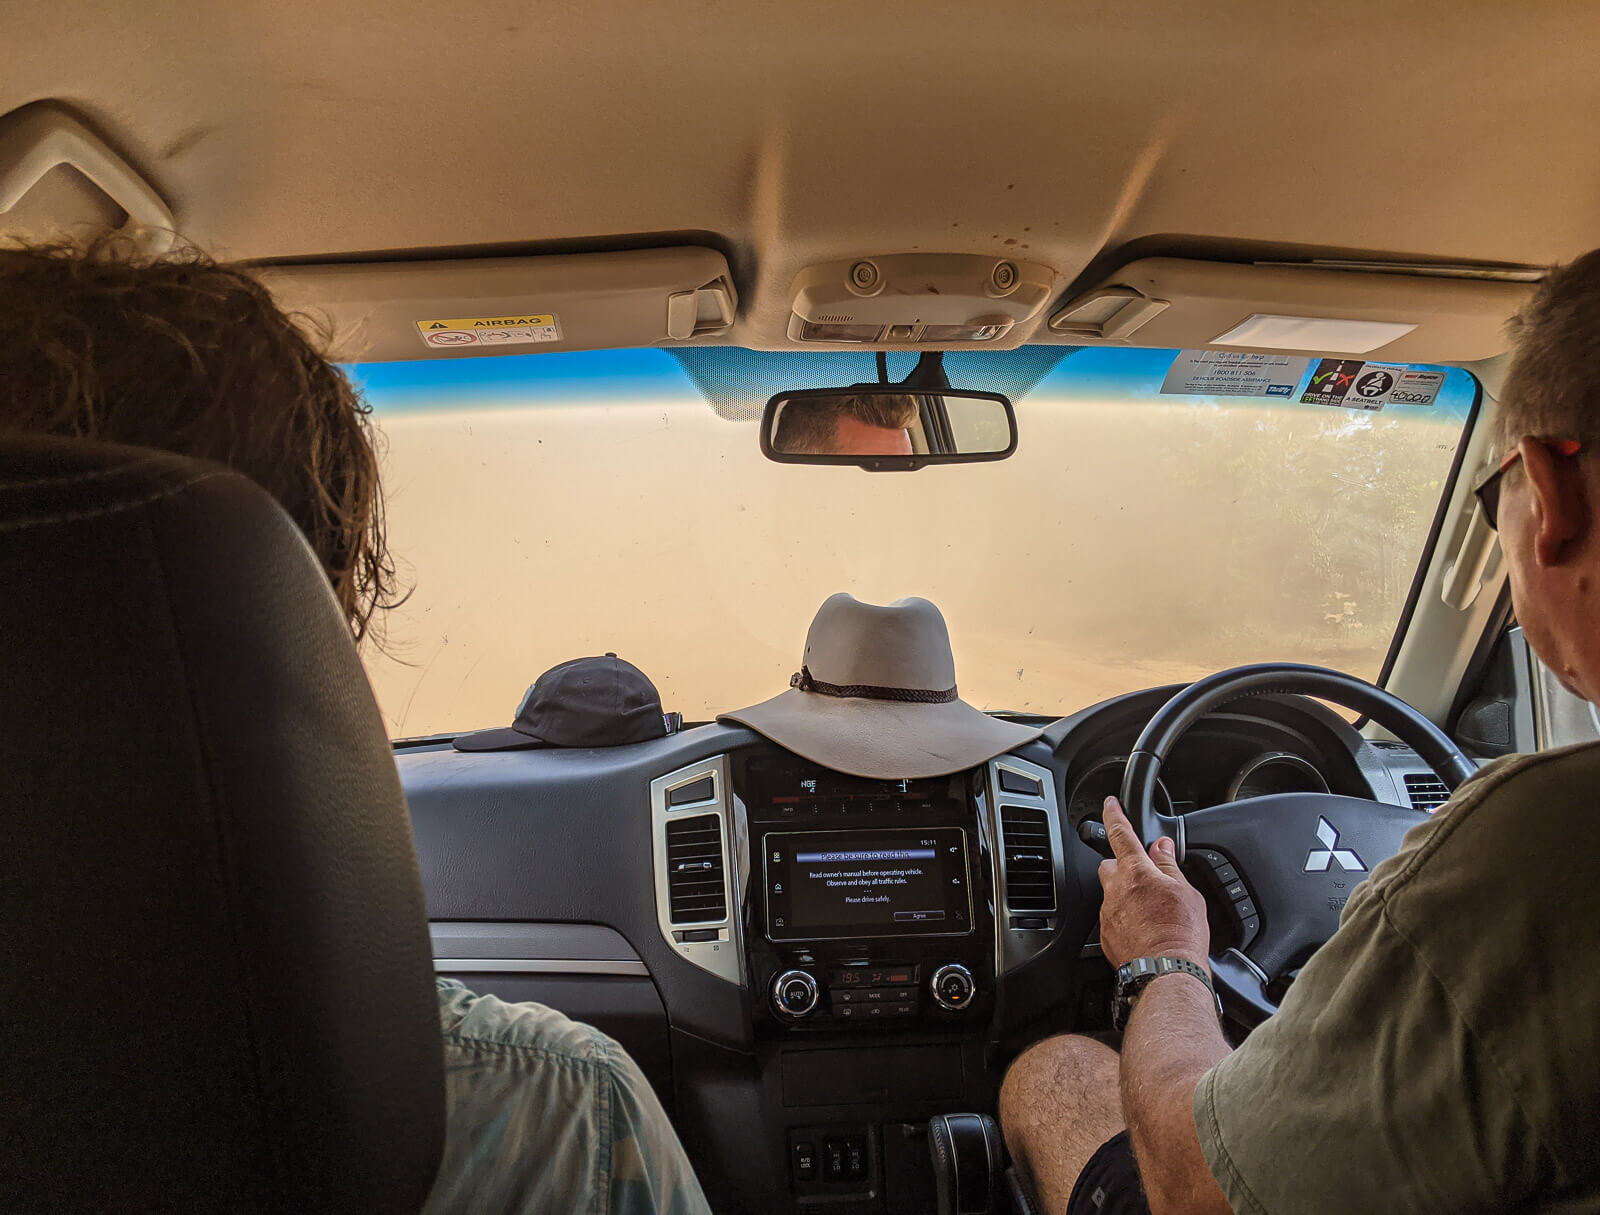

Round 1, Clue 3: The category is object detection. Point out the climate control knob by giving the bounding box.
[930,963,975,1012]
[771,969,820,1020]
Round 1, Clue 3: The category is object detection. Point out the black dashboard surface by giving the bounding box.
[396,687,1429,1213]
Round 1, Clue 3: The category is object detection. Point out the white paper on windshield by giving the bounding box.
[1160,351,1311,399]
[1300,360,1444,410]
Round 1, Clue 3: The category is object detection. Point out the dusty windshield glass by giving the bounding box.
[351,347,1476,738]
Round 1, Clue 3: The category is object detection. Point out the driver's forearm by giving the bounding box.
[1120,973,1234,1215]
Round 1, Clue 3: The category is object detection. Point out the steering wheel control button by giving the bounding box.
[772,969,820,1020]
[930,963,975,1011]
[1212,862,1239,883]
[1234,898,1257,919]
[1222,879,1248,901]
[998,769,1043,797]
[666,775,715,806]
[1238,914,1261,948]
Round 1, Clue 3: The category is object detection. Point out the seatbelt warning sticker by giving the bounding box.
[415,314,562,349]
[1161,351,1311,398]
[1301,360,1443,410]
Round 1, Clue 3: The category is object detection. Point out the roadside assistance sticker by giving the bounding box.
[415,314,562,349]
[1161,351,1310,399]
[1301,359,1444,410]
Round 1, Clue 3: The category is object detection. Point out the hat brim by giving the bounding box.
[718,689,1043,779]
[451,726,553,752]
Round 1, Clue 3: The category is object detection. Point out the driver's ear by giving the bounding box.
[1519,437,1590,567]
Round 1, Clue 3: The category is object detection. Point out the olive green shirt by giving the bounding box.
[1195,742,1600,1214]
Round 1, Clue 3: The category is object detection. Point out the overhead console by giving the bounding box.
[787,252,1056,349]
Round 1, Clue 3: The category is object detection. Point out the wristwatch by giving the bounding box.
[1112,956,1223,1031]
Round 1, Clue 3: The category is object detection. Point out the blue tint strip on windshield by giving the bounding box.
[351,344,1475,425]
[348,348,701,414]
[1029,348,1475,423]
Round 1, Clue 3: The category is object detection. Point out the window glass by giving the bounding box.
[351,347,1476,738]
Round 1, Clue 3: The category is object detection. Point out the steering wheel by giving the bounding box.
[1119,663,1477,1025]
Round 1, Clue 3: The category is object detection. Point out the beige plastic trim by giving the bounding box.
[259,246,738,362]
[0,102,174,253]
[1047,258,1533,362]
[786,253,1055,347]
[1378,352,1510,730]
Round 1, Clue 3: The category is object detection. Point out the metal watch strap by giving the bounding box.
[1112,956,1221,1030]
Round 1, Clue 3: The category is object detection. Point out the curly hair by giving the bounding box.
[0,236,398,642]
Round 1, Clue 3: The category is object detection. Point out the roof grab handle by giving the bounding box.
[0,102,176,253]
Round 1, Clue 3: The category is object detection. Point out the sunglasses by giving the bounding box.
[1472,438,1584,531]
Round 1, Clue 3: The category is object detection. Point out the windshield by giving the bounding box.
[352,347,1476,738]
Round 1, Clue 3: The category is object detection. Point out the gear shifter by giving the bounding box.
[928,1113,1003,1215]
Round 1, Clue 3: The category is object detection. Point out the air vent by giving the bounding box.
[664,813,727,924]
[1000,806,1056,913]
[1403,773,1451,813]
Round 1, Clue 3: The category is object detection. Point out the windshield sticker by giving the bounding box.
[415,314,562,349]
[1160,351,1310,399]
[1301,359,1443,410]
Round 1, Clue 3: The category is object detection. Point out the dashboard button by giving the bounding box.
[836,1004,858,1019]
[930,963,976,1011]
[824,1139,848,1181]
[680,928,719,942]
[845,1136,868,1180]
[792,1141,817,1183]
[866,1004,887,1018]
[999,769,1043,797]
[667,775,714,806]
[889,1003,916,1017]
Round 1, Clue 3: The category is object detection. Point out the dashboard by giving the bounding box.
[398,684,1441,1214]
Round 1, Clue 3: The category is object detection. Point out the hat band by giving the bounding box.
[790,665,958,705]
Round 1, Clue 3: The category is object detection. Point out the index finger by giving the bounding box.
[1102,796,1153,867]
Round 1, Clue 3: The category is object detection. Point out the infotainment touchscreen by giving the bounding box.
[763,827,972,942]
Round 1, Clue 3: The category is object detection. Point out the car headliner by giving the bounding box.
[6,1,1598,352]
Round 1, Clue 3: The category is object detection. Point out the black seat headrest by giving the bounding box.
[0,436,444,1212]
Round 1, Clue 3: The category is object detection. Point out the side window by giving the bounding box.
[1453,626,1599,756]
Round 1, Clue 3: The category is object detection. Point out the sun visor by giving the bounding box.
[258,246,737,362]
[1047,257,1535,362]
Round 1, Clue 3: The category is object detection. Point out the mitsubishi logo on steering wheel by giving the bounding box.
[1304,816,1365,873]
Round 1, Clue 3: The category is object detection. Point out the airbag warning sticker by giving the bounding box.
[1302,360,1443,410]
[1161,352,1310,399]
[416,314,561,349]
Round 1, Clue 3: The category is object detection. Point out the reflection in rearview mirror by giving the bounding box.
[760,386,1017,471]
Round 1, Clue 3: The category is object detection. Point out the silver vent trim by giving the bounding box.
[985,755,1067,976]
[650,755,743,986]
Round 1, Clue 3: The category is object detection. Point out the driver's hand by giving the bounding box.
[1097,796,1211,971]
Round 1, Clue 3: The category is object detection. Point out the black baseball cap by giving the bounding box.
[452,654,668,752]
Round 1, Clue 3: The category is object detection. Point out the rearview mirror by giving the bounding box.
[760,386,1017,471]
